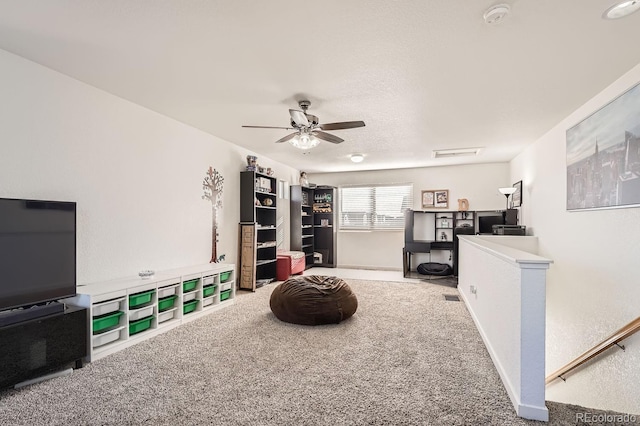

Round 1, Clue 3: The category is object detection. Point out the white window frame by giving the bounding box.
[339,183,413,231]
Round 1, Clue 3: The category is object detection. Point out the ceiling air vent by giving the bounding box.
[432,147,482,159]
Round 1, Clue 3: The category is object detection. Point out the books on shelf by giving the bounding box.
[313,203,332,213]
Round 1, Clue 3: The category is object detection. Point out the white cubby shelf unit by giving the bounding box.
[66,263,235,362]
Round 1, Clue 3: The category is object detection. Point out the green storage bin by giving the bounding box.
[220,271,232,283]
[183,279,198,292]
[202,285,216,298]
[129,316,153,335]
[129,290,155,309]
[93,311,124,334]
[157,295,177,312]
[220,289,232,301]
[183,300,198,314]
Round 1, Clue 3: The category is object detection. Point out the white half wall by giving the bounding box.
[458,235,551,421]
[0,49,299,285]
[309,164,510,270]
[511,62,640,414]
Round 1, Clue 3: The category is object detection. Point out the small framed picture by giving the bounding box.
[422,190,448,209]
[421,190,435,208]
[434,190,449,209]
[512,181,522,207]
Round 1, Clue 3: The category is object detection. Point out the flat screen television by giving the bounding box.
[0,198,76,312]
[478,214,504,234]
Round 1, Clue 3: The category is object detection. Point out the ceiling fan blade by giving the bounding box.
[242,125,293,130]
[319,121,366,131]
[275,132,299,144]
[312,130,344,144]
[289,109,310,127]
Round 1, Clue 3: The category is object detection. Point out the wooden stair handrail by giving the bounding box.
[546,316,640,385]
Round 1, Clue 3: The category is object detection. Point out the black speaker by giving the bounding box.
[453,226,475,276]
[505,209,518,225]
[0,306,87,390]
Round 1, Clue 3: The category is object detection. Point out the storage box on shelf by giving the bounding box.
[220,289,232,301]
[66,263,235,362]
[156,281,180,324]
[219,271,234,304]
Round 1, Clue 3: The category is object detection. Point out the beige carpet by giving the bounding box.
[0,279,635,425]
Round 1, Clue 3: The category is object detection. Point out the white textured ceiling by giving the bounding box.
[1,1,640,173]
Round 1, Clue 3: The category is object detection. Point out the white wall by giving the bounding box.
[309,163,510,269]
[511,62,640,414]
[0,49,299,285]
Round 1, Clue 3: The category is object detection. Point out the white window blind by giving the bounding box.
[339,184,413,230]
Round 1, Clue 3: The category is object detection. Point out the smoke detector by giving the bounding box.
[484,4,511,24]
[603,1,640,19]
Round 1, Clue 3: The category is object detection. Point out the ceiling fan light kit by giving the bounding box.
[290,133,320,150]
[242,100,365,150]
[603,0,640,19]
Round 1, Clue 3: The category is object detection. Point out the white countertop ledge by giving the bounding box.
[458,235,553,268]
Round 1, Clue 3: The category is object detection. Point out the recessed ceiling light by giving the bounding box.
[603,0,640,19]
[350,154,364,163]
[432,148,483,159]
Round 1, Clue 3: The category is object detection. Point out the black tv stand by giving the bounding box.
[0,301,65,327]
[0,305,87,390]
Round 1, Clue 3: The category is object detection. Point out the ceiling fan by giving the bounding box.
[242,100,365,149]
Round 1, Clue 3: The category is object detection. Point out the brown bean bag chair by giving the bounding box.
[269,275,358,325]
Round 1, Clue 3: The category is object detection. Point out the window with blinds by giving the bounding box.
[339,184,413,230]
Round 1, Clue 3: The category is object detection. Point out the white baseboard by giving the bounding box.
[458,290,549,422]
[336,264,402,271]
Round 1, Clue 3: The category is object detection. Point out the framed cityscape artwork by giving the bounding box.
[512,181,522,208]
[566,82,640,211]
